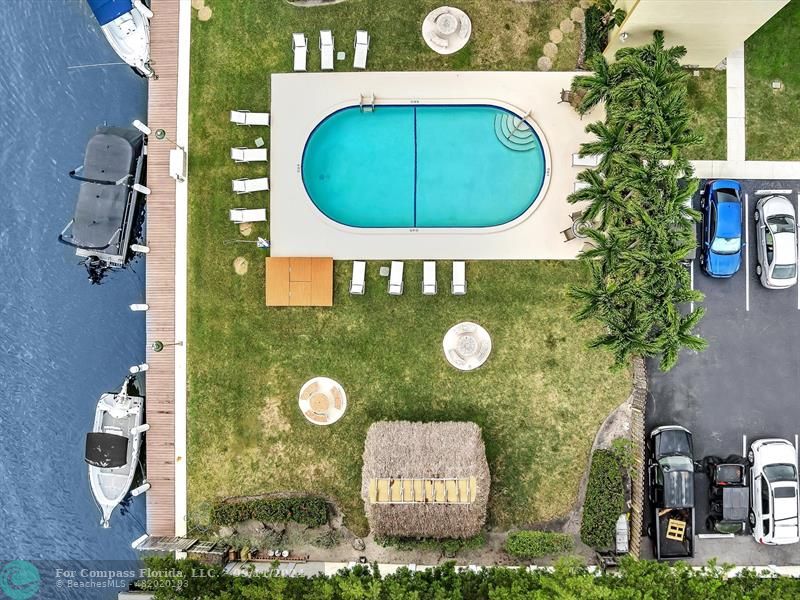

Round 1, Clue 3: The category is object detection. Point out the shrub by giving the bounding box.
[583,6,606,62]
[505,531,574,559]
[311,528,341,549]
[211,496,328,527]
[580,449,625,549]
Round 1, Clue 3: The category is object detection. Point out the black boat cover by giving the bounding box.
[72,127,143,252]
[85,432,128,468]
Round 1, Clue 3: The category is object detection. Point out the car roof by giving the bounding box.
[715,201,741,238]
[773,233,797,264]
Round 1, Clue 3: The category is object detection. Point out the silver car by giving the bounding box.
[754,195,798,289]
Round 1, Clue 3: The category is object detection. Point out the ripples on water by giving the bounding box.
[0,1,148,597]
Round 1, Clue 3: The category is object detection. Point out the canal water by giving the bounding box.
[0,1,148,597]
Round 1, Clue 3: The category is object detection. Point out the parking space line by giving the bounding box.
[690,260,695,313]
[743,434,747,457]
[745,192,750,312]
[797,193,799,310]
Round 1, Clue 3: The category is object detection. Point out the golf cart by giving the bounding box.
[704,455,749,534]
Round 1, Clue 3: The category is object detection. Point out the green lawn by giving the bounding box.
[686,69,726,160]
[187,0,630,535]
[745,0,800,160]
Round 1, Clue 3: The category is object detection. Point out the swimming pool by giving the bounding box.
[301,104,548,229]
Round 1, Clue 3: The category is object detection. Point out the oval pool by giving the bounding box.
[301,104,548,228]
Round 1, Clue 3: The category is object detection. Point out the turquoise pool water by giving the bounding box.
[302,105,547,228]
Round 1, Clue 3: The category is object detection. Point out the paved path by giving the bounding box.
[726,44,745,162]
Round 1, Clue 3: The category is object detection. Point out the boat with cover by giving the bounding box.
[87,0,155,78]
[59,126,146,283]
[85,376,149,528]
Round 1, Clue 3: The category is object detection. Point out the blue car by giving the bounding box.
[700,180,743,278]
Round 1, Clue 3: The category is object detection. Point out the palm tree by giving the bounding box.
[654,306,708,371]
[567,169,629,229]
[572,53,619,116]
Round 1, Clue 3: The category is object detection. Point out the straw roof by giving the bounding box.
[361,421,490,539]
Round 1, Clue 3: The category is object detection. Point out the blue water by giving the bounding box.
[0,1,147,598]
[302,105,547,228]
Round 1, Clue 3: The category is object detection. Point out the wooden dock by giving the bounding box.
[145,0,180,537]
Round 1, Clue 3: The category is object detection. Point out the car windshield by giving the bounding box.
[660,455,693,472]
[773,264,797,279]
[711,236,741,254]
[768,214,796,234]
[764,463,798,483]
[717,190,739,203]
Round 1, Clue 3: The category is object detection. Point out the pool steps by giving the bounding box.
[493,113,538,151]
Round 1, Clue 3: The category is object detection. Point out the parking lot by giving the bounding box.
[645,179,800,564]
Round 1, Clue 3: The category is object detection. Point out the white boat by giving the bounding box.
[87,0,155,78]
[84,376,150,528]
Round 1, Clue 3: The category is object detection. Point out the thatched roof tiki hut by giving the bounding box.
[361,421,490,539]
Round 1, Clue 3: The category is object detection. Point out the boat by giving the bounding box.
[84,376,150,528]
[59,126,147,283]
[87,0,155,78]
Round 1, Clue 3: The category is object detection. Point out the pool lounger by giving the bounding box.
[388,261,403,295]
[350,260,366,295]
[353,30,370,69]
[423,261,437,295]
[452,261,466,295]
[232,177,270,194]
[572,153,603,167]
[229,208,267,224]
[574,180,590,192]
[320,30,334,71]
[231,147,268,163]
[230,110,270,126]
[292,33,308,72]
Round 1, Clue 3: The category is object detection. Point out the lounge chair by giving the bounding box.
[572,153,603,167]
[574,181,590,192]
[292,33,308,72]
[562,227,577,242]
[423,261,437,295]
[350,260,366,295]
[320,30,334,71]
[388,261,403,295]
[230,110,270,126]
[452,261,466,295]
[229,208,267,224]
[230,147,268,163]
[331,387,344,410]
[232,177,270,194]
[570,210,585,222]
[353,30,370,70]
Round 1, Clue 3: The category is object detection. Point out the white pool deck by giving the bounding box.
[270,72,602,260]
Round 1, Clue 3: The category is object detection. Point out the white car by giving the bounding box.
[748,438,800,545]
[754,195,798,289]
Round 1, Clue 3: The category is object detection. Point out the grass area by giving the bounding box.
[685,69,726,160]
[187,0,630,535]
[745,0,800,160]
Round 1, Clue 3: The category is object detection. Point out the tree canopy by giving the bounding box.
[570,31,705,371]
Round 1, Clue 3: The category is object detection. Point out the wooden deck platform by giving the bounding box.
[265,257,333,306]
[145,0,180,537]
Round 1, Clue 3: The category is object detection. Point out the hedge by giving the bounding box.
[580,449,625,549]
[505,531,574,559]
[375,534,486,556]
[211,496,328,527]
[583,6,607,62]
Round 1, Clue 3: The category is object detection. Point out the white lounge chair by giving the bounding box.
[229,208,267,224]
[231,147,268,163]
[350,260,366,295]
[452,261,466,295]
[232,177,270,194]
[320,30,334,71]
[230,110,270,126]
[388,261,403,295]
[572,153,603,167]
[354,30,370,70]
[423,261,437,295]
[574,181,590,191]
[292,33,308,72]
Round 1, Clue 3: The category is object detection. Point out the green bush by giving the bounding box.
[580,449,625,549]
[584,6,606,62]
[505,531,574,559]
[211,496,328,527]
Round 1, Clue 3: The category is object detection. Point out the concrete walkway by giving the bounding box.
[726,44,745,162]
